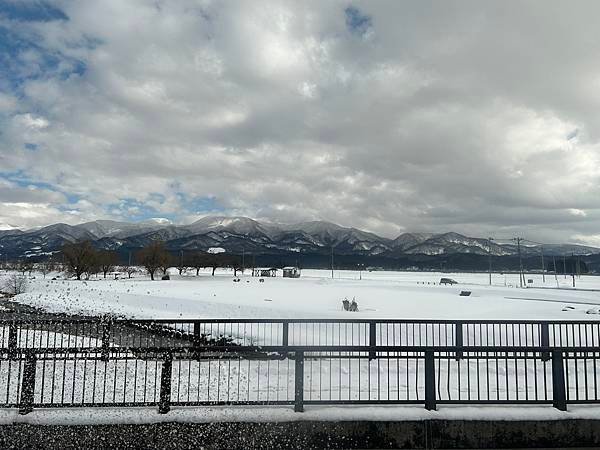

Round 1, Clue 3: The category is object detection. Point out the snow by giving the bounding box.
[207,247,226,254]
[2,269,600,423]
[6,269,600,321]
[1,404,600,425]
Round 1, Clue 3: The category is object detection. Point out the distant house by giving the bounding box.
[282,267,301,278]
[252,268,278,277]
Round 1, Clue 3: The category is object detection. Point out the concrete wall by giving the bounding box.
[1,419,599,449]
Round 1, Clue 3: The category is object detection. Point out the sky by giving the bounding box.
[1,1,600,245]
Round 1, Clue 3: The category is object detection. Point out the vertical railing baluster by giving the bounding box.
[455,322,464,360]
[294,351,304,412]
[425,350,436,410]
[282,322,289,348]
[193,321,201,344]
[540,323,550,362]
[369,321,376,361]
[101,318,111,362]
[552,350,567,411]
[19,350,37,415]
[158,352,173,414]
[8,321,18,358]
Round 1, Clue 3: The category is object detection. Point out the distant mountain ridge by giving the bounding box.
[1,216,599,260]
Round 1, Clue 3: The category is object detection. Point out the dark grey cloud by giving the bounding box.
[1,0,600,245]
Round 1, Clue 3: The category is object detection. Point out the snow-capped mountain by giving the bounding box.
[1,216,599,260]
[400,232,512,256]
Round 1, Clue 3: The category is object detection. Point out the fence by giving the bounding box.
[0,319,599,414]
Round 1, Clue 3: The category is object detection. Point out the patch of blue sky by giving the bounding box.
[107,198,173,223]
[344,6,373,37]
[0,170,79,203]
[0,4,87,93]
[176,193,223,214]
[0,170,53,190]
[0,1,68,22]
[148,192,166,203]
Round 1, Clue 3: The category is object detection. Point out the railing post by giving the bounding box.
[282,322,289,347]
[101,318,111,362]
[454,322,464,360]
[193,321,201,343]
[552,350,567,411]
[369,321,376,361]
[424,350,436,411]
[540,323,551,362]
[294,351,304,412]
[282,322,289,357]
[8,321,18,358]
[158,352,173,414]
[19,351,37,415]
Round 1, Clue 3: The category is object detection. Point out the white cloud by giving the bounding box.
[1,1,600,243]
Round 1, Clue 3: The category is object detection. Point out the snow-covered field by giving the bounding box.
[1,269,600,421]
[4,269,600,320]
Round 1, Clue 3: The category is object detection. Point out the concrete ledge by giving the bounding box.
[1,419,599,449]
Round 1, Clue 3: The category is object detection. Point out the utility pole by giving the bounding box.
[553,255,559,287]
[331,245,334,279]
[563,255,567,279]
[572,252,576,288]
[242,249,245,273]
[540,245,545,284]
[514,237,524,288]
[488,237,494,286]
[128,251,132,267]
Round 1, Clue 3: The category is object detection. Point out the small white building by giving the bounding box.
[252,268,278,277]
[282,267,301,278]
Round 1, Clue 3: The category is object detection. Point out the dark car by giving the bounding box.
[440,277,458,285]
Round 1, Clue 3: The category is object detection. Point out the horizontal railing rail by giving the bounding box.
[2,318,600,351]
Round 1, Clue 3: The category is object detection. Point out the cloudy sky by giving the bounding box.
[1,1,600,244]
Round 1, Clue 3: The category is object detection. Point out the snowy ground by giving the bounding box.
[2,404,600,425]
[1,269,600,421]
[3,269,600,320]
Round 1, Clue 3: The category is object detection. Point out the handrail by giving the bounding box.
[1,317,600,324]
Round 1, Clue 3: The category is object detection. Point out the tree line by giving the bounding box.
[0,241,246,281]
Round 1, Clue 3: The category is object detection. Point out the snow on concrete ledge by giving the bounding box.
[1,405,600,426]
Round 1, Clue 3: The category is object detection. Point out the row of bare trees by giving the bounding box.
[137,242,243,280]
[60,241,122,280]
[59,241,243,281]
[2,241,245,281]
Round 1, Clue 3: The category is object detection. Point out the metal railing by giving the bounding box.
[0,318,599,415]
[3,318,600,350]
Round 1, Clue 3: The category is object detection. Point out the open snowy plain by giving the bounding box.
[2,269,600,425]
[5,269,600,320]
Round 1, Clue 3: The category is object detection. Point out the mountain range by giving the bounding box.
[1,216,598,263]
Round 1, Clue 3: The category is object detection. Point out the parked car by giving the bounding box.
[440,277,458,285]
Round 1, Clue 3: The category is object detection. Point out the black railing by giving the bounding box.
[3,318,600,350]
[0,319,599,415]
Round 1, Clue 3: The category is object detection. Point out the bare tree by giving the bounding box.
[207,253,223,276]
[17,259,34,277]
[38,259,56,279]
[190,251,206,276]
[123,265,137,279]
[137,242,169,281]
[98,250,119,279]
[223,254,243,276]
[175,251,188,276]
[160,253,175,277]
[2,274,27,296]
[62,241,98,280]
